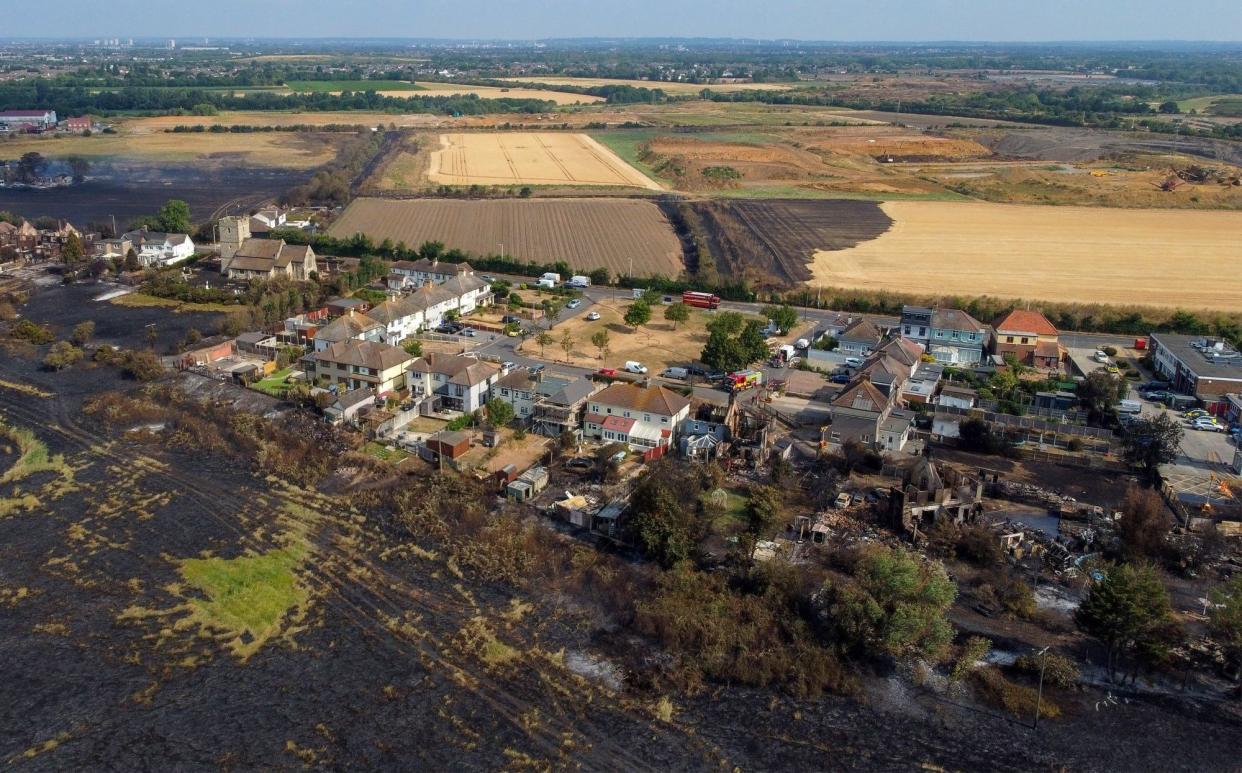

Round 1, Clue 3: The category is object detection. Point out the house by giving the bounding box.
[493,369,596,427]
[312,309,384,352]
[837,318,884,358]
[135,232,195,267]
[679,392,740,461]
[0,110,57,130]
[994,309,1061,370]
[901,306,990,366]
[582,382,691,450]
[248,207,287,236]
[386,258,474,291]
[62,116,92,133]
[323,387,376,425]
[407,353,502,413]
[325,297,369,317]
[1147,334,1242,415]
[888,455,984,540]
[222,238,317,281]
[826,376,914,452]
[938,384,978,409]
[307,340,414,395]
[366,273,492,343]
[530,377,600,438]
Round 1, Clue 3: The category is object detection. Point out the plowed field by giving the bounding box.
[428,132,660,189]
[811,201,1242,310]
[330,198,683,277]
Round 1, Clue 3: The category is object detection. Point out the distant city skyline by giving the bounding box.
[11,0,1242,42]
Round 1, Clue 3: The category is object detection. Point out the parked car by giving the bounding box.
[624,361,648,374]
[585,311,601,321]
[481,275,497,283]
[1093,350,1110,363]
[501,314,521,324]
[506,328,521,337]
[460,327,477,337]
[501,361,516,371]
[661,366,689,380]
[1184,409,1210,419]
[566,299,582,310]
[598,367,618,377]
[1192,421,1225,433]
[831,373,851,384]
[1142,390,1170,401]
[844,357,863,368]
[564,457,594,472]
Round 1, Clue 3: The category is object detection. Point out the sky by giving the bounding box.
[14,0,1242,41]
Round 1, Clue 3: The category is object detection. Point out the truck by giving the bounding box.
[725,369,763,392]
[567,275,591,288]
[682,290,721,310]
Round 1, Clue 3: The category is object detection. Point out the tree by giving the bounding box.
[70,321,95,346]
[701,328,748,373]
[156,199,192,234]
[486,397,515,428]
[1120,413,1183,486]
[818,545,957,662]
[658,301,688,330]
[42,341,83,371]
[746,486,783,535]
[627,461,708,567]
[402,339,423,357]
[66,156,90,184]
[706,311,746,337]
[587,267,610,285]
[535,331,553,358]
[623,300,651,331]
[739,319,769,364]
[61,233,85,267]
[1077,370,1124,424]
[1208,575,1242,689]
[590,329,610,360]
[123,248,140,273]
[1116,487,1172,560]
[763,303,798,335]
[814,335,839,351]
[1076,563,1181,682]
[16,152,45,184]
[1158,100,1181,114]
[560,330,575,362]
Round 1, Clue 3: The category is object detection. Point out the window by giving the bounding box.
[644,414,651,423]
[501,388,509,397]
[1021,337,1029,344]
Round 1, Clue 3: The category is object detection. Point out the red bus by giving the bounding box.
[682,290,721,309]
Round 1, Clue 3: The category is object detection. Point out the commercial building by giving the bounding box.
[1148,334,1242,414]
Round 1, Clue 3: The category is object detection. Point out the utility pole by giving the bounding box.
[1033,646,1050,730]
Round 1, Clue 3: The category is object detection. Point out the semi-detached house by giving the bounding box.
[309,340,414,395]
[407,353,501,413]
[583,383,691,450]
[386,258,475,291]
[367,273,492,344]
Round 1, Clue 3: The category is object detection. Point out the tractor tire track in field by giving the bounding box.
[0,379,716,770]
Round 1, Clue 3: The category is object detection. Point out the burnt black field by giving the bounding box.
[0,162,309,225]
[2,287,1242,771]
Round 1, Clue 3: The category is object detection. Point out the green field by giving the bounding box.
[285,80,424,93]
[1175,94,1242,115]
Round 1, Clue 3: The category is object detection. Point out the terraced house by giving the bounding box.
[900,306,990,366]
[583,382,691,450]
[367,273,493,344]
[308,340,414,395]
[385,258,475,291]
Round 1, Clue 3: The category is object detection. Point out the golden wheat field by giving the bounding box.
[811,201,1242,311]
[329,197,683,277]
[427,132,661,189]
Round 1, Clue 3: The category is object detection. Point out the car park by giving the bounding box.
[566,299,582,310]
[585,311,601,321]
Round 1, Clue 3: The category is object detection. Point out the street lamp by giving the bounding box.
[1033,646,1050,730]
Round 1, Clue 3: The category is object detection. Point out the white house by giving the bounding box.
[386,258,475,291]
[134,233,195,267]
[367,273,492,344]
[313,309,384,353]
[583,382,691,450]
[407,353,501,413]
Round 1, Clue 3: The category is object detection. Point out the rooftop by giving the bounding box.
[590,382,691,417]
[1150,333,1242,381]
[994,309,1059,337]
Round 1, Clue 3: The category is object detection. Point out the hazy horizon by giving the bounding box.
[10,0,1241,43]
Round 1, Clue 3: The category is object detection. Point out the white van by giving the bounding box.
[536,278,556,289]
[661,366,688,380]
[1118,399,1142,415]
[540,272,561,285]
[568,275,591,288]
[624,361,648,374]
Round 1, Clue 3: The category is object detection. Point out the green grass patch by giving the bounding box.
[249,367,294,398]
[0,422,71,486]
[110,293,239,313]
[364,441,409,463]
[286,79,423,93]
[702,486,750,531]
[179,541,310,659]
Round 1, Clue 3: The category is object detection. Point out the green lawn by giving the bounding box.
[249,367,293,398]
[178,543,309,659]
[285,80,424,93]
[364,441,409,463]
[702,487,750,531]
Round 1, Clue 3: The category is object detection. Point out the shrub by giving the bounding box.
[1014,652,1081,689]
[1102,345,1118,357]
[970,666,1060,720]
[10,319,55,344]
[42,341,84,371]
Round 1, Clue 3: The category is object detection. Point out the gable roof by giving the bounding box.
[314,340,412,371]
[931,308,987,334]
[317,311,381,342]
[994,309,1058,337]
[875,336,923,366]
[409,352,499,387]
[546,377,597,406]
[839,318,882,344]
[831,378,890,413]
[591,382,691,417]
